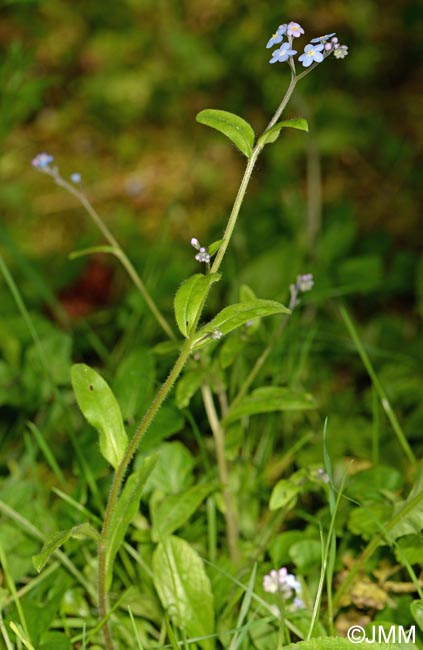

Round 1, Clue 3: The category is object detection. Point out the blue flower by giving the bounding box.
[31,152,54,168]
[298,43,324,67]
[269,42,297,64]
[266,24,287,49]
[310,32,336,44]
[70,173,82,183]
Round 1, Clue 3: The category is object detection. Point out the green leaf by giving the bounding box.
[390,463,423,539]
[258,117,309,147]
[395,534,423,565]
[196,108,255,158]
[194,300,289,349]
[410,599,423,631]
[33,523,99,572]
[175,368,204,409]
[347,466,403,503]
[39,632,72,650]
[71,364,128,469]
[152,483,215,541]
[289,539,322,572]
[269,531,305,566]
[269,480,300,511]
[219,334,245,369]
[153,535,214,650]
[223,386,316,425]
[208,239,223,257]
[144,441,195,494]
[112,347,156,422]
[239,284,257,302]
[348,503,393,541]
[174,273,221,338]
[106,454,158,588]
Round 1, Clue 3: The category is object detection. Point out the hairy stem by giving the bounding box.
[201,384,239,565]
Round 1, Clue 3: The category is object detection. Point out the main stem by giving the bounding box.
[97,69,306,648]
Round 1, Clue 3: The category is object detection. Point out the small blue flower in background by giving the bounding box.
[269,42,297,64]
[287,21,304,38]
[298,43,324,67]
[70,173,82,183]
[310,32,336,44]
[31,153,54,168]
[266,24,287,49]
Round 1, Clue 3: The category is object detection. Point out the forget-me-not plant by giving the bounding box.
[30,16,350,650]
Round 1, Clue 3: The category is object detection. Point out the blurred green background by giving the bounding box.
[0,0,422,458]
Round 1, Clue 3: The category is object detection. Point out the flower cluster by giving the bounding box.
[263,567,303,611]
[267,21,348,68]
[289,273,314,308]
[191,237,210,264]
[31,153,83,186]
[31,152,54,169]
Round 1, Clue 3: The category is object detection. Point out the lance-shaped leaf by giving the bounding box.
[258,117,309,147]
[71,364,128,469]
[196,109,255,158]
[223,386,317,424]
[151,482,216,541]
[207,239,223,257]
[33,523,99,572]
[193,299,290,349]
[106,454,158,588]
[174,273,221,338]
[153,535,214,650]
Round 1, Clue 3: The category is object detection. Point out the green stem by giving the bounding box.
[201,384,239,565]
[50,173,176,341]
[210,147,262,275]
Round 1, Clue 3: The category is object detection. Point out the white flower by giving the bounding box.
[334,45,348,59]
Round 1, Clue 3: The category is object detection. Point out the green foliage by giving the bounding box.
[196,109,255,158]
[33,523,99,573]
[151,482,215,541]
[174,272,221,338]
[153,535,214,650]
[269,479,300,511]
[258,118,309,147]
[194,299,290,348]
[224,386,317,424]
[71,363,128,469]
[0,2,420,648]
